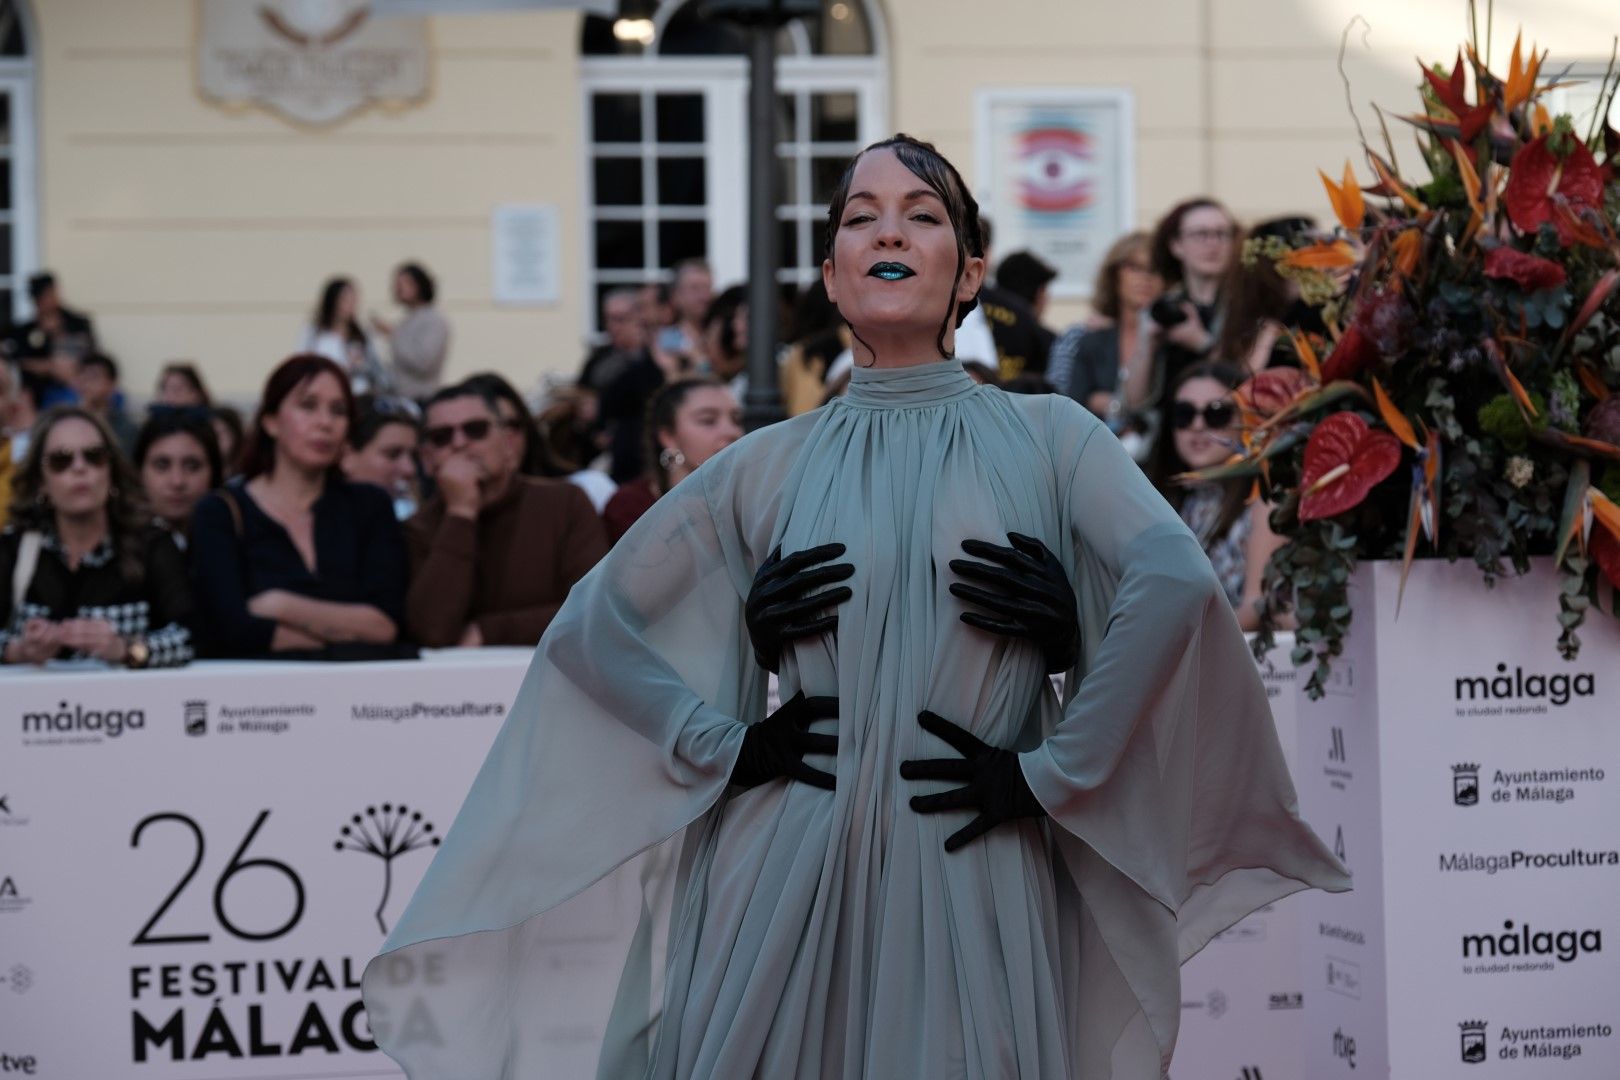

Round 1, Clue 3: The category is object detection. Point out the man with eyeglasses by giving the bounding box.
[404,381,608,650]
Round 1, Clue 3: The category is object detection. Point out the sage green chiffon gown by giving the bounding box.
[363,359,1348,1079]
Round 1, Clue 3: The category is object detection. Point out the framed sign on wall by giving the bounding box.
[974,88,1134,301]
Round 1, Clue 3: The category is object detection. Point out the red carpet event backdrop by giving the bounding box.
[1,652,531,1079]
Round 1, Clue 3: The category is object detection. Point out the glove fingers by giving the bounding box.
[944,814,996,853]
[774,543,848,576]
[1005,532,1052,561]
[949,582,1031,615]
[767,588,853,625]
[916,710,989,759]
[898,757,972,781]
[796,732,838,755]
[792,696,841,725]
[947,559,1030,594]
[958,538,1022,566]
[786,761,837,790]
[909,785,978,814]
[958,611,1031,638]
[782,562,856,592]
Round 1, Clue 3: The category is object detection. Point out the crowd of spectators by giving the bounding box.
[0,199,1310,668]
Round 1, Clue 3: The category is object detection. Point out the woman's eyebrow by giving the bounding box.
[846,188,941,204]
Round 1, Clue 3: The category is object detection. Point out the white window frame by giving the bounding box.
[0,2,38,324]
[579,0,886,331]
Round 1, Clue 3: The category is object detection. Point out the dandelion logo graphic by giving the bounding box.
[334,803,440,934]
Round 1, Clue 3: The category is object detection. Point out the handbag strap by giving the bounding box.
[11,530,43,615]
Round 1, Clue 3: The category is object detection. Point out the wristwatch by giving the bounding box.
[124,637,152,670]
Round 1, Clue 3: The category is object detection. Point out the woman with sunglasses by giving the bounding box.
[190,354,408,659]
[1149,361,1284,630]
[0,406,194,668]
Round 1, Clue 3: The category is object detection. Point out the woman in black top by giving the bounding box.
[1,406,193,667]
[190,354,408,659]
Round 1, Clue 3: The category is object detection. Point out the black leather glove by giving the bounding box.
[745,543,855,673]
[949,532,1079,673]
[900,710,1046,852]
[731,691,840,791]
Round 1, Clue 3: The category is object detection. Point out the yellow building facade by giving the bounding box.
[13,0,1619,401]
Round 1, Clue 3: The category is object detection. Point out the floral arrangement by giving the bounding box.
[1192,22,1620,697]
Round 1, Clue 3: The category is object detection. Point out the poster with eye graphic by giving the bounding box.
[975,88,1135,300]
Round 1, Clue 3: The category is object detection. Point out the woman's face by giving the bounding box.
[343,420,418,492]
[1170,205,1237,281]
[393,270,419,306]
[336,283,359,322]
[1117,247,1164,312]
[1171,376,1237,471]
[40,416,112,518]
[659,387,742,473]
[263,372,349,474]
[822,148,985,353]
[158,372,205,408]
[142,431,213,526]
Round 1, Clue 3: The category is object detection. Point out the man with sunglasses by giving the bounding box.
[404,381,608,649]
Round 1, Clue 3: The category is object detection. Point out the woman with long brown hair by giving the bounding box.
[601,375,742,543]
[0,406,193,667]
[189,354,408,659]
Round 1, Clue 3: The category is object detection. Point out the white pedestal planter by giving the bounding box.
[1296,560,1620,1077]
[1172,643,1307,1080]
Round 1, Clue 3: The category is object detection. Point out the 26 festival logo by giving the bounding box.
[334,804,440,935]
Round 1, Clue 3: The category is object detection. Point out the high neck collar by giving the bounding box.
[844,359,979,409]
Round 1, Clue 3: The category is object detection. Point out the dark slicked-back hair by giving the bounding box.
[823,134,984,362]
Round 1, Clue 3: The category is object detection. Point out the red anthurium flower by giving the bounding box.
[1483,246,1568,291]
[1235,367,1307,418]
[1591,526,1620,590]
[1321,325,1379,383]
[1298,412,1404,521]
[1503,136,1605,245]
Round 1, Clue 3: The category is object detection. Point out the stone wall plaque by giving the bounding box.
[198,0,430,126]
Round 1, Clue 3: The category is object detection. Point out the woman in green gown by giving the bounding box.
[362,135,1347,1079]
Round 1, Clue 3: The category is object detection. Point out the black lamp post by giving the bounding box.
[702,0,817,429]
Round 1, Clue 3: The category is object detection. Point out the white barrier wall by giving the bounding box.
[0,652,535,1079]
[1171,639,1307,1080]
[1298,561,1620,1078]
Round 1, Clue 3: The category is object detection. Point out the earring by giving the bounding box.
[658,448,687,471]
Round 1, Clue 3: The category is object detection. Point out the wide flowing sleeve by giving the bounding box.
[362,439,772,1079]
[1020,396,1349,1076]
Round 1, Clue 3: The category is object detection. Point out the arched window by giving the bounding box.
[580,0,886,328]
[0,0,36,327]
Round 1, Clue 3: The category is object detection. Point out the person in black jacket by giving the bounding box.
[190,354,408,660]
[2,273,98,410]
[0,406,193,668]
